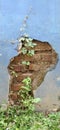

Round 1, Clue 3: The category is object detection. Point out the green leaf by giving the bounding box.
[22,61,30,66]
[21,86,31,91]
[21,47,27,54]
[22,61,27,65]
[29,38,33,41]
[25,42,36,48]
[25,38,29,43]
[16,128,19,130]
[26,61,30,65]
[22,77,31,85]
[28,50,35,56]
[24,42,33,48]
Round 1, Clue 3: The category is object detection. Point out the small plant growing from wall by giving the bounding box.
[18,36,37,56]
[18,77,40,111]
[22,61,30,66]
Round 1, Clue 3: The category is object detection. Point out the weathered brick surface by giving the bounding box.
[29,64,41,71]
[10,83,23,91]
[9,93,18,102]
[8,39,58,104]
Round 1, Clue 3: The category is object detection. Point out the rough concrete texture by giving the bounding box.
[8,39,58,105]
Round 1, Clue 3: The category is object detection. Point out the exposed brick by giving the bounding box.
[8,39,58,105]
[29,64,40,71]
[10,83,23,91]
[9,93,18,101]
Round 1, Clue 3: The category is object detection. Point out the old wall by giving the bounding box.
[8,39,58,105]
